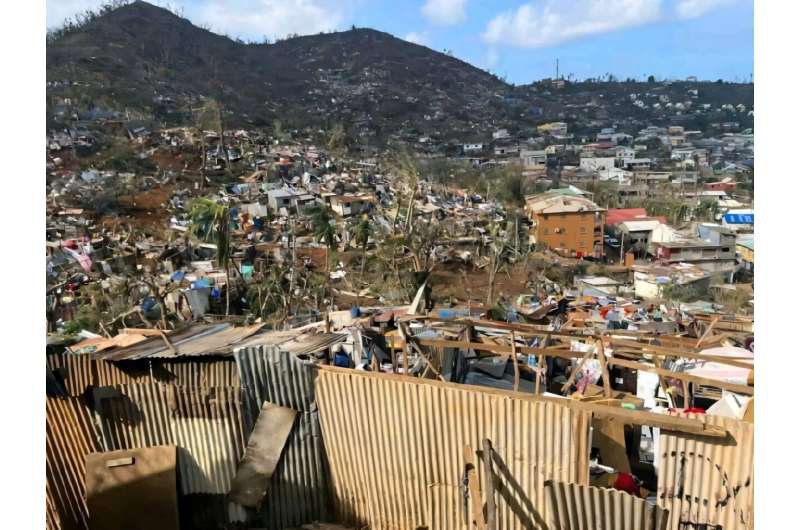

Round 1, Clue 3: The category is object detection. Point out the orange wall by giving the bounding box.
[532,210,605,256]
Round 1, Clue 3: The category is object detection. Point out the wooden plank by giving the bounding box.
[511,331,520,392]
[608,338,754,369]
[595,338,612,398]
[561,347,596,394]
[482,439,496,530]
[535,354,544,395]
[229,402,298,507]
[695,316,720,348]
[463,445,486,530]
[607,357,754,396]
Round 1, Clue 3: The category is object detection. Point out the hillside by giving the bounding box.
[46,1,511,139]
[47,1,754,142]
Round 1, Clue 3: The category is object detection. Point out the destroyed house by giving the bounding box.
[46,312,754,530]
[330,194,374,217]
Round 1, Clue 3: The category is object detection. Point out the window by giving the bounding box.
[543,228,549,235]
[580,226,587,234]
[579,241,587,248]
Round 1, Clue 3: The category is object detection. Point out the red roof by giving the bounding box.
[606,208,667,226]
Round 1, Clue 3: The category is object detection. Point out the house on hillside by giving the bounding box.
[524,191,605,258]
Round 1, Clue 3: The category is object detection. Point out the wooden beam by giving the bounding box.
[511,331,520,392]
[463,445,486,530]
[482,439,496,530]
[695,316,720,348]
[561,346,595,394]
[595,338,612,398]
[609,338,753,369]
[535,354,544,395]
[607,357,754,396]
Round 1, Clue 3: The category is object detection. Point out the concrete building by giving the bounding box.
[524,191,605,258]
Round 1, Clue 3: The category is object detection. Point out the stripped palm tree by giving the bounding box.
[306,203,337,307]
[351,215,372,280]
[189,198,233,315]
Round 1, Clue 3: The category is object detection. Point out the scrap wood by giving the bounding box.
[695,316,721,348]
[463,445,486,530]
[400,323,446,381]
[482,439,496,530]
[229,403,298,507]
[607,356,754,396]
[609,338,754,369]
[561,345,596,394]
[595,338,612,398]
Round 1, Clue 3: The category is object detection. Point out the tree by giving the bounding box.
[647,75,656,83]
[306,203,337,307]
[194,99,223,189]
[485,221,512,307]
[351,215,372,280]
[189,198,233,315]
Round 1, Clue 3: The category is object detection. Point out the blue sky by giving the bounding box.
[47,0,754,84]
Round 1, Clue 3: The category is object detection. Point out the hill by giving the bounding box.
[46,1,512,140]
[47,1,754,143]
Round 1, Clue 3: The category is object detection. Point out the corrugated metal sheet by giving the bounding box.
[154,358,240,388]
[315,368,592,530]
[64,354,95,396]
[94,323,264,360]
[67,355,240,390]
[657,414,753,530]
[234,346,331,529]
[93,383,246,495]
[235,346,317,420]
[545,480,670,530]
[46,396,102,530]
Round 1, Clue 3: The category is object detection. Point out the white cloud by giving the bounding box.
[482,0,663,48]
[422,0,467,27]
[675,0,734,19]
[482,48,500,70]
[46,0,106,29]
[196,0,345,40]
[404,31,428,45]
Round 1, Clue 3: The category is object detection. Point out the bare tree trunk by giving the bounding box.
[225,269,230,316]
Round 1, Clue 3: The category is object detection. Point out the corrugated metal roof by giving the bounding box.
[92,323,265,361]
[657,414,753,530]
[236,331,348,358]
[234,346,331,529]
[545,480,670,530]
[93,383,246,495]
[46,396,102,530]
[315,368,591,530]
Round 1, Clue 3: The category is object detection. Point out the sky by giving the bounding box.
[46,0,754,85]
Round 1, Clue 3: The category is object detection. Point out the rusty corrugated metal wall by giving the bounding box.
[66,355,239,392]
[92,383,246,496]
[657,414,753,530]
[234,346,332,529]
[315,368,592,530]
[46,396,101,530]
[545,480,670,530]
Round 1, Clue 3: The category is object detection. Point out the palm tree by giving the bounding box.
[351,215,372,280]
[189,198,233,315]
[306,203,337,306]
